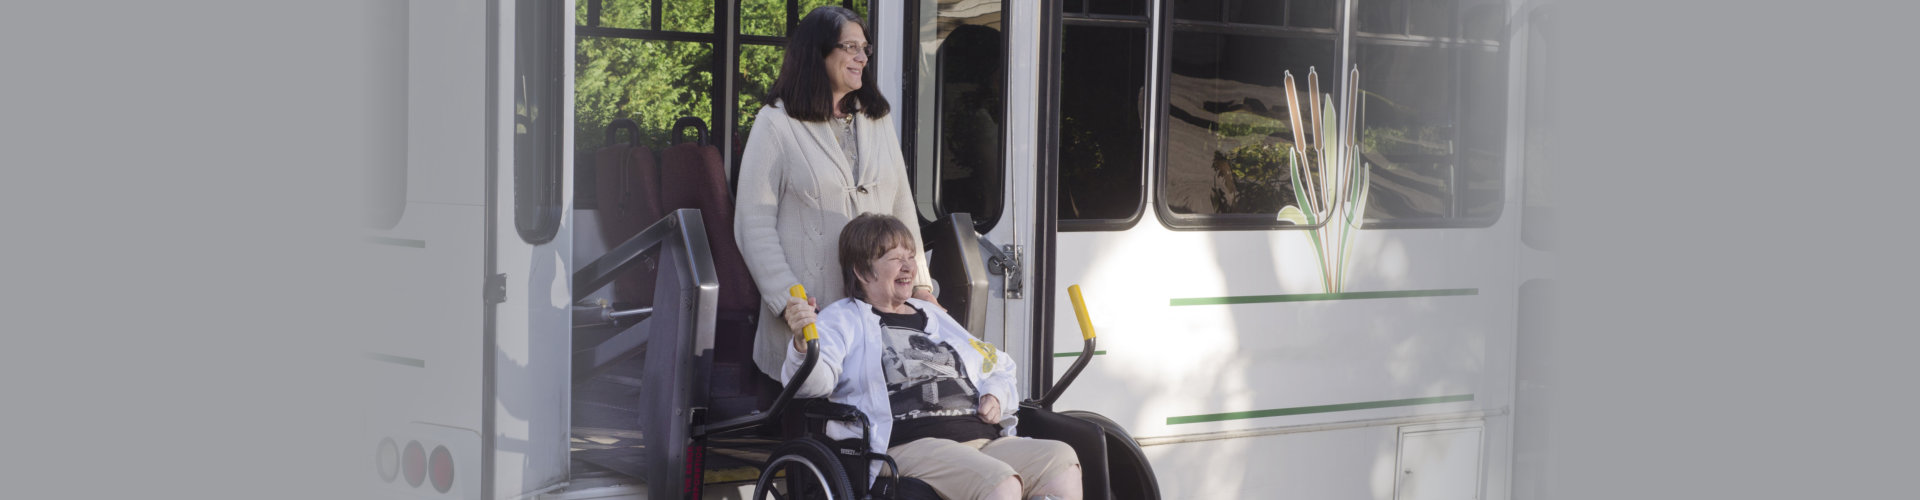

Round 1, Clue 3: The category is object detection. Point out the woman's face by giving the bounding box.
[824,21,868,98]
[859,243,917,309]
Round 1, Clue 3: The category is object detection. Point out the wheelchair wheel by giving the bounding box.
[752,439,854,500]
[1062,410,1162,500]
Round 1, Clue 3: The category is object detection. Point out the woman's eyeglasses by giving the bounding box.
[834,41,874,57]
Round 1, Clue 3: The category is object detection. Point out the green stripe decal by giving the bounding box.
[1169,288,1477,306]
[1052,350,1107,358]
[1167,394,1474,425]
[365,352,426,368]
[364,236,427,248]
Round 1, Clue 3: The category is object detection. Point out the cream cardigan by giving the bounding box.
[734,101,933,380]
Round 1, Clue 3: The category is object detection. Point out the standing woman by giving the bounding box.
[736,6,941,381]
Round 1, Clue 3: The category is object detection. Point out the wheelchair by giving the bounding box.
[573,200,1159,499]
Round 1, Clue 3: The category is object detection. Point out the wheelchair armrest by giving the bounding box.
[800,399,863,422]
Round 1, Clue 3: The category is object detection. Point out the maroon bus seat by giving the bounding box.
[658,117,756,317]
[594,119,661,306]
[658,117,768,417]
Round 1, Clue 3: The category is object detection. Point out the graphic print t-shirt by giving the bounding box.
[874,305,1000,447]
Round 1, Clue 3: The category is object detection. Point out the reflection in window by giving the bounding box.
[1356,0,1408,34]
[1286,0,1338,29]
[1086,0,1148,16]
[1175,0,1223,21]
[1161,31,1337,223]
[1523,6,1556,250]
[1354,0,1508,226]
[1059,24,1147,225]
[1355,44,1456,221]
[935,23,1005,232]
[516,0,565,244]
[909,0,1005,233]
[365,0,407,230]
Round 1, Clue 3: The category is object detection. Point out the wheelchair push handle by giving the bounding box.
[1038,284,1099,409]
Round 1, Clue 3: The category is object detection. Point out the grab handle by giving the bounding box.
[1038,284,1098,408]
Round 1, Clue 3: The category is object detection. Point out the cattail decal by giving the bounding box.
[1275,66,1370,293]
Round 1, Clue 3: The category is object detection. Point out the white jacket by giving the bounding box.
[736,102,933,381]
[782,297,1021,481]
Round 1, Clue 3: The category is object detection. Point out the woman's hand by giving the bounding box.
[784,295,818,352]
[977,394,1002,424]
[912,286,946,312]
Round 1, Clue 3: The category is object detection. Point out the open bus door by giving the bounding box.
[483,0,573,496]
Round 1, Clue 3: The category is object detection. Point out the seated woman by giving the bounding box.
[782,213,1082,500]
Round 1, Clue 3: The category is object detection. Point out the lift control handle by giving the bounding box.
[1069,285,1097,341]
[788,284,818,342]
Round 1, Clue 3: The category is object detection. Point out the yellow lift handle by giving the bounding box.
[1068,284,1097,340]
[788,284,819,342]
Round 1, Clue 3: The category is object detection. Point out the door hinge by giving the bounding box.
[485,273,508,304]
[987,244,1023,300]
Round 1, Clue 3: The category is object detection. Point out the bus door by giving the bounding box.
[484,0,572,496]
[898,0,1038,389]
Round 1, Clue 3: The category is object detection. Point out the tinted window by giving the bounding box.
[909,0,1007,233]
[1158,30,1338,227]
[1088,0,1148,16]
[515,0,564,244]
[1058,15,1149,229]
[1353,0,1508,227]
[365,0,407,230]
[1523,6,1556,250]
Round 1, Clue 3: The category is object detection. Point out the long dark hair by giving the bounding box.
[768,6,889,122]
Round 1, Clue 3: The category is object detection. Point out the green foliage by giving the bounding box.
[741,0,786,37]
[574,0,868,152]
[735,44,783,139]
[1207,141,1298,214]
[575,36,713,152]
[1215,110,1287,140]
[1205,109,1300,214]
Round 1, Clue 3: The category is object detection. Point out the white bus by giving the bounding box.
[354,0,1557,498]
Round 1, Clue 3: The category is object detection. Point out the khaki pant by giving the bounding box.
[887,436,1079,500]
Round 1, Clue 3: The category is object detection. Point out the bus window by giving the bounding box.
[1058,21,1148,230]
[1353,0,1508,228]
[515,0,565,245]
[1156,0,1340,230]
[365,0,407,230]
[1523,5,1556,251]
[904,0,1007,234]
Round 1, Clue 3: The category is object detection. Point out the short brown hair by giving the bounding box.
[838,213,916,302]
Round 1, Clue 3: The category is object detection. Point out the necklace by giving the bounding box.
[835,113,859,166]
